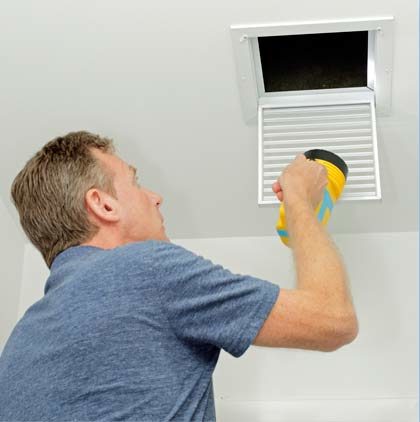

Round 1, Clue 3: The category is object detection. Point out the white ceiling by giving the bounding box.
[1,0,418,245]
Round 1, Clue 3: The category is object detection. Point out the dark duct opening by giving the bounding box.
[258,31,368,92]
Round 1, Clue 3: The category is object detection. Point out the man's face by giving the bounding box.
[91,148,169,243]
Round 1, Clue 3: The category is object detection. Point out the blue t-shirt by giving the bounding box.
[0,240,280,421]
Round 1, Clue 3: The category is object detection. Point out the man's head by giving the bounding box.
[11,131,168,268]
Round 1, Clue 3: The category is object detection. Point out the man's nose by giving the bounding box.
[147,189,163,207]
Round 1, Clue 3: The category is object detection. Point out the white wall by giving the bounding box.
[17,232,418,420]
[0,200,24,349]
[1,0,418,239]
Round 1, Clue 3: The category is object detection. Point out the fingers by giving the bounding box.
[272,181,281,193]
[272,181,283,202]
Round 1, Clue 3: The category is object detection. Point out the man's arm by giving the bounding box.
[253,156,358,352]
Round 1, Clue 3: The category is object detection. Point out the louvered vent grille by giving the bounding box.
[258,101,381,204]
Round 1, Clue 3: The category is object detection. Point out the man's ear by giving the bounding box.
[84,188,120,223]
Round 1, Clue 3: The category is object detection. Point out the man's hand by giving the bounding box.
[271,154,327,207]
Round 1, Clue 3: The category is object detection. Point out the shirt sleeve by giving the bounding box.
[150,240,281,358]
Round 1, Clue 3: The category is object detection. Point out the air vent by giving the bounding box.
[258,92,381,204]
[230,17,394,121]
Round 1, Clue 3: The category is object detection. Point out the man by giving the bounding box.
[0,131,358,421]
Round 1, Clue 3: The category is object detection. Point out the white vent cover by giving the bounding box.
[258,92,381,204]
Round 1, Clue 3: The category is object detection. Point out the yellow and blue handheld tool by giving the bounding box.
[276,149,349,247]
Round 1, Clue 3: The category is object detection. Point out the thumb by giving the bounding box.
[272,181,284,201]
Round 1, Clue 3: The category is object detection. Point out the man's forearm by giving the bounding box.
[284,196,355,316]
